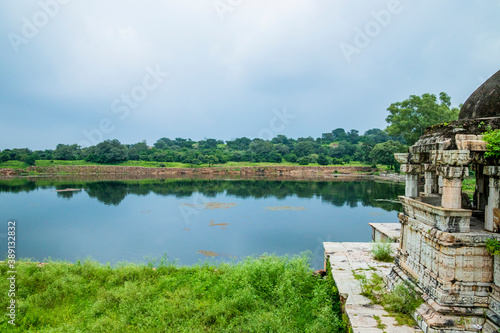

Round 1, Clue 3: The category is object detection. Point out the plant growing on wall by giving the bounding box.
[483,129,500,159]
[486,238,500,256]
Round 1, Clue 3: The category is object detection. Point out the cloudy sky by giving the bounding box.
[0,0,499,150]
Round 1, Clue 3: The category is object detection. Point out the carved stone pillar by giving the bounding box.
[437,166,468,209]
[442,178,463,209]
[485,177,500,232]
[484,167,500,232]
[401,164,422,198]
[423,164,438,195]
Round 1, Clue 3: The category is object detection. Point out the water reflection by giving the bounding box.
[0,178,403,211]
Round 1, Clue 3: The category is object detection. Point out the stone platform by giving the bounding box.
[369,223,401,243]
[324,242,422,333]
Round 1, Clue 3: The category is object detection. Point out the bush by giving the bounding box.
[371,241,393,262]
[331,158,344,165]
[297,157,309,165]
[382,282,422,317]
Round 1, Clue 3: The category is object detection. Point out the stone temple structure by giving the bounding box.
[389,70,500,333]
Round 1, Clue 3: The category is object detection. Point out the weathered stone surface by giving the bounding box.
[430,150,472,166]
[324,242,421,333]
[436,166,469,178]
[441,178,463,209]
[459,69,500,120]
[395,153,410,164]
[400,196,471,232]
[410,135,452,154]
[455,134,487,151]
[485,166,500,177]
[369,223,401,242]
[401,164,424,174]
[485,177,500,232]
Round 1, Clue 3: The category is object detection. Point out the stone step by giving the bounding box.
[324,242,422,333]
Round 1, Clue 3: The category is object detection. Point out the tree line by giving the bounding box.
[0,92,460,169]
[0,128,406,169]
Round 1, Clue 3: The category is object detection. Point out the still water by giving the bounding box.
[0,177,404,269]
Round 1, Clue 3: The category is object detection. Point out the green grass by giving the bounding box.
[462,176,476,199]
[371,241,394,262]
[33,160,99,167]
[0,161,28,169]
[0,254,347,333]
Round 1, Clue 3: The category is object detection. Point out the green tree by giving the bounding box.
[385,92,460,145]
[25,155,36,166]
[86,140,128,164]
[369,140,407,170]
[346,129,359,144]
[294,141,315,157]
[204,155,219,167]
[54,144,81,160]
[317,155,329,165]
[332,128,347,141]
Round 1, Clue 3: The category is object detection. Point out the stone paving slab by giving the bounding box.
[324,242,422,333]
[369,223,401,242]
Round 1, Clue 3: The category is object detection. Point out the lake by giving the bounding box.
[0,177,404,269]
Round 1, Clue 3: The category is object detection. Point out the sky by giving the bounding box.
[0,0,499,150]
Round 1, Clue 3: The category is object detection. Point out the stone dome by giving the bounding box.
[459,70,500,119]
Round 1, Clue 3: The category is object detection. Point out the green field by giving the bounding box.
[0,255,347,332]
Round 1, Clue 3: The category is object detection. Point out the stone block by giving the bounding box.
[430,150,472,166]
[400,196,471,233]
[456,134,487,151]
[436,166,469,178]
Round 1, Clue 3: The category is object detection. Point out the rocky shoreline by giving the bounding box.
[0,165,405,182]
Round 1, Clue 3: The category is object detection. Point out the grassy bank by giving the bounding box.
[0,159,377,170]
[0,254,347,332]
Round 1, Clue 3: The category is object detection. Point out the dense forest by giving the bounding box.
[0,92,460,169]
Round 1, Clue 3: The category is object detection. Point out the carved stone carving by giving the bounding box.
[436,166,469,178]
[431,150,472,166]
[399,196,471,232]
[400,164,423,174]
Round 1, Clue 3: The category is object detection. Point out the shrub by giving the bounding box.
[356,273,423,326]
[0,254,348,332]
[371,241,393,262]
[297,157,309,165]
[382,282,422,318]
